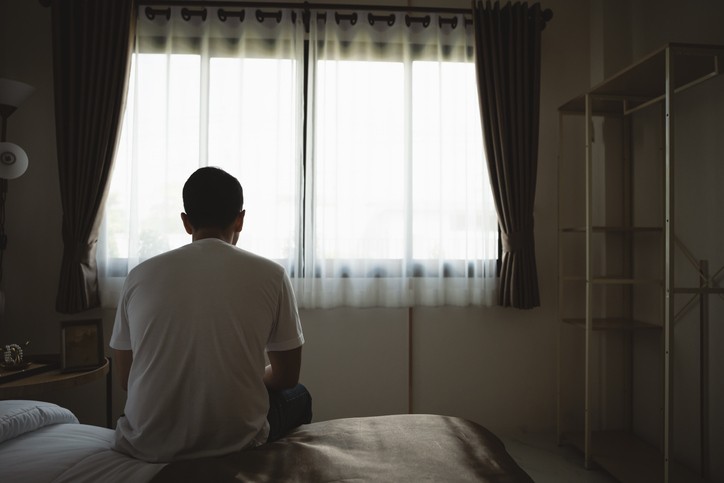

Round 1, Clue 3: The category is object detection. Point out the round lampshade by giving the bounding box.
[0,79,35,109]
[0,142,29,179]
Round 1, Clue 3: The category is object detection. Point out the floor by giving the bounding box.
[499,432,619,483]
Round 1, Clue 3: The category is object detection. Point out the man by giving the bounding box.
[110,166,311,463]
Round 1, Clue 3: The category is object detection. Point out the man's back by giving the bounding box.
[110,238,303,462]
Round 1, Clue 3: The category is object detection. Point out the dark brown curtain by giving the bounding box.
[472,1,544,309]
[52,0,135,313]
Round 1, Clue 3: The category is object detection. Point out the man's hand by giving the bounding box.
[264,347,302,391]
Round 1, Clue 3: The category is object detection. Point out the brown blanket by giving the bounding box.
[151,414,533,482]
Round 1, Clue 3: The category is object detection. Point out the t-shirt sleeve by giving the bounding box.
[109,281,132,351]
[266,271,304,352]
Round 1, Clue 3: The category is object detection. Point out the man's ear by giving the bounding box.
[181,212,194,235]
[234,210,246,233]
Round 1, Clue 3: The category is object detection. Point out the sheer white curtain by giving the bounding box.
[99,7,304,304]
[297,10,497,307]
[100,6,497,309]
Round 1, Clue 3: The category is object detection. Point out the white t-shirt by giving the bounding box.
[109,238,304,462]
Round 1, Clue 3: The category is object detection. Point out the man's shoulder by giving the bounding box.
[190,240,286,276]
[233,247,286,273]
[127,241,287,279]
[124,243,195,279]
[132,244,190,266]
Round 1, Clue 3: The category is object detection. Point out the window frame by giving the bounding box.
[101,20,501,281]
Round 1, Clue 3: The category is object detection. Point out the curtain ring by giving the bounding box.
[218,8,245,22]
[335,12,358,25]
[144,7,170,21]
[405,14,430,28]
[368,13,395,26]
[256,9,282,23]
[181,8,207,22]
[438,16,458,29]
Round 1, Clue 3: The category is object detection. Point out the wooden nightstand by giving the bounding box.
[0,356,112,428]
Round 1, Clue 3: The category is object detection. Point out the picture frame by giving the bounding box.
[60,319,104,373]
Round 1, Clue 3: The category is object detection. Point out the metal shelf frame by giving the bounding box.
[556,43,724,483]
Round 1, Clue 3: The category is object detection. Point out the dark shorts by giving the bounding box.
[266,383,313,443]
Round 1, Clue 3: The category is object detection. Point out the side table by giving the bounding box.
[0,356,112,428]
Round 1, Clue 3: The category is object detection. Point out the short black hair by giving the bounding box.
[182,167,244,230]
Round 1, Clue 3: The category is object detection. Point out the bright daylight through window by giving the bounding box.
[100,8,499,308]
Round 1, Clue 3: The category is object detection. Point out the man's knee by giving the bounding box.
[296,384,312,424]
[266,383,313,442]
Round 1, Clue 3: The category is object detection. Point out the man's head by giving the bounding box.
[182,167,244,234]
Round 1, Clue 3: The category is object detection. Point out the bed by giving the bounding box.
[0,400,534,482]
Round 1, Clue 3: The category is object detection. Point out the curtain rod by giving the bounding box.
[137,1,552,18]
[136,1,473,15]
[38,1,553,28]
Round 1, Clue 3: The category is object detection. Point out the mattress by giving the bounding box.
[0,400,533,482]
[0,400,165,482]
[152,413,534,482]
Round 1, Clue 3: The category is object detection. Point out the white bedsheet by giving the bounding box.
[0,401,164,483]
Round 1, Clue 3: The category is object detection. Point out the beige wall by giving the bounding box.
[579,1,724,479]
[0,0,589,444]
[632,1,724,477]
[12,2,722,478]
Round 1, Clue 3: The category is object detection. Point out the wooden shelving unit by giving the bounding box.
[556,43,724,483]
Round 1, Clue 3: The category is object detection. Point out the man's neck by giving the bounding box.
[192,229,234,244]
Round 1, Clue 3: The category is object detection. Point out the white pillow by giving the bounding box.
[0,400,79,444]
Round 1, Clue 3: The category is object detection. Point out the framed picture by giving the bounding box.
[60,319,104,372]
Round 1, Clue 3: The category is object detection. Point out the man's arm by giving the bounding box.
[113,349,133,391]
[264,347,302,391]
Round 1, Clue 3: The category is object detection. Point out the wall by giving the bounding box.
[633,2,724,477]
[0,0,589,444]
[583,0,724,479]
[589,0,632,84]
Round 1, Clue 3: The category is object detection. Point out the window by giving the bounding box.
[100,7,498,308]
